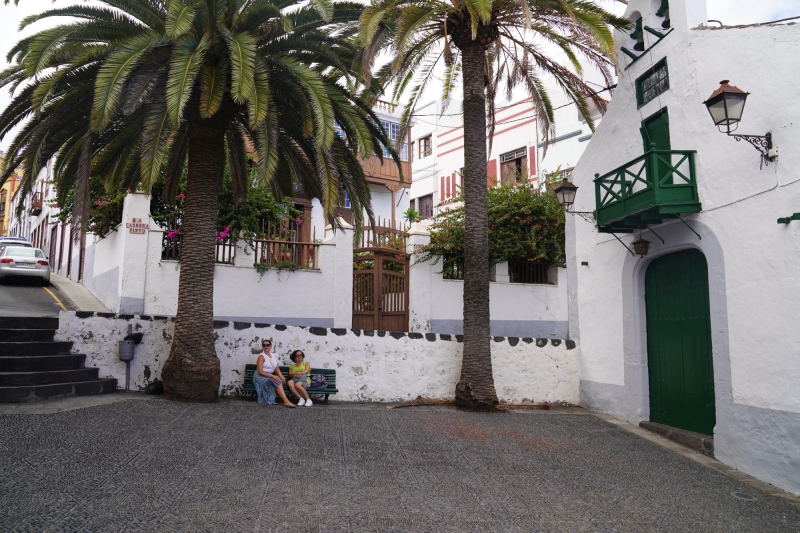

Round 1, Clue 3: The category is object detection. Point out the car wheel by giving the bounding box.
[41,277,50,287]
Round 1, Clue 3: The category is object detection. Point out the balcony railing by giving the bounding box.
[30,192,43,216]
[594,147,700,233]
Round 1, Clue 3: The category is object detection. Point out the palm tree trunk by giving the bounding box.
[161,98,226,402]
[455,39,499,409]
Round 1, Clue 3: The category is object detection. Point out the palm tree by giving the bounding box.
[360,0,628,409]
[0,0,397,402]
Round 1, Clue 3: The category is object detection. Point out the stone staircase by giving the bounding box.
[0,317,117,402]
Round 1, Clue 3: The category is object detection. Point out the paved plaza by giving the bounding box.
[1,399,799,532]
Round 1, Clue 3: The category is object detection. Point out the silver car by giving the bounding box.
[0,239,32,255]
[0,246,51,285]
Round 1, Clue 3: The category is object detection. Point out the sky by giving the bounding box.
[0,0,797,151]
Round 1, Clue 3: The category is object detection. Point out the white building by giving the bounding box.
[408,88,605,221]
[569,0,800,495]
[309,100,412,237]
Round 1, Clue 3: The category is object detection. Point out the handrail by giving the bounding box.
[594,145,700,227]
[593,148,697,183]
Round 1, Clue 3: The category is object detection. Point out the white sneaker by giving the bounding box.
[305,399,313,407]
[297,398,305,406]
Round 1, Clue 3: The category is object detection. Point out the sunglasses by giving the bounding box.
[262,343,271,347]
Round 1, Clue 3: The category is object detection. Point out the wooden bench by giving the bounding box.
[243,364,338,404]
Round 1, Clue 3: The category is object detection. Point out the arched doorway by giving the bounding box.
[645,249,715,435]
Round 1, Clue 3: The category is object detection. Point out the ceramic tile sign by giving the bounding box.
[126,217,149,234]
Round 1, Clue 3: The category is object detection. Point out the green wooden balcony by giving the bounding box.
[593,146,700,233]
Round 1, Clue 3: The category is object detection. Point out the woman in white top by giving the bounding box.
[252,340,295,407]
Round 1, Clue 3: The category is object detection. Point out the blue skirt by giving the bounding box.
[253,373,283,405]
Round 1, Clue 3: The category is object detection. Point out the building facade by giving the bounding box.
[569,0,800,495]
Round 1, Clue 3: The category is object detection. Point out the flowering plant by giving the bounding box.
[416,183,565,271]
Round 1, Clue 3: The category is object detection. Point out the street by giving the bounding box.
[0,279,71,317]
[1,400,798,532]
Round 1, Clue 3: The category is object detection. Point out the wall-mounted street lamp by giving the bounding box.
[553,179,596,222]
[703,80,778,167]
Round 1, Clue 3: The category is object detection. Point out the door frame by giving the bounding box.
[614,220,733,438]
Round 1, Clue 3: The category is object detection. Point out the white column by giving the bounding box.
[407,222,432,333]
[117,193,152,314]
[493,262,510,283]
[325,218,353,328]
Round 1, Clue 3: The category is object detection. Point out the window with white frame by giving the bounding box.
[499,147,527,185]
[380,120,408,161]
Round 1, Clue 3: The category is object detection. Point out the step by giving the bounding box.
[639,421,714,457]
[0,368,99,387]
[0,317,60,330]
[0,354,86,372]
[0,341,73,357]
[0,329,55,342]
[0,378,118,403]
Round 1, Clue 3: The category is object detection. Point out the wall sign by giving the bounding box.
[126,218,149,234]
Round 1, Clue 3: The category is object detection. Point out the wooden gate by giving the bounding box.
[353,221,409,332]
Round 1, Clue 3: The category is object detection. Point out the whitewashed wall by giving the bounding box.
[55,311,580,404]
[408,225,569,338]
[570,0,800,495]
[141,227,351,328]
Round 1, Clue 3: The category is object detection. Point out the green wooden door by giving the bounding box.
[641,109,672,185]
[645,249,715,435]
[641,108,670,152]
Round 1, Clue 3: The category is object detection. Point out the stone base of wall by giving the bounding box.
[56,311,580,404]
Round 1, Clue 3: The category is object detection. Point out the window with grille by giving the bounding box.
[636,59,669,107]
[417,194,433,219]
[499,147,527,185]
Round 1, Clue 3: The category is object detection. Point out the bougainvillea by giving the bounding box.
[416,184,566,269]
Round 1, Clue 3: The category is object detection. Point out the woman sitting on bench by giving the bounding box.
[253,340,295,408]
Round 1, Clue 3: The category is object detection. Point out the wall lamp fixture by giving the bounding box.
[553,179,596,223]
[703,80,778,168]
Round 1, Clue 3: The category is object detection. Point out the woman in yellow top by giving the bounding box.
[287,350,313,407]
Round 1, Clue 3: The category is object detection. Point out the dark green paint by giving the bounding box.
[645,249,715,435]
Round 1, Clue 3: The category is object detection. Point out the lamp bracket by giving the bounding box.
[564,209,597,222]
[729,131,775,167]
[567,211,597,223]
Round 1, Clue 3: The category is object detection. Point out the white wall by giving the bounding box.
[140,228,349,327]
[571,0,800,495]
[408,225,569,338]
[55,311,580,404]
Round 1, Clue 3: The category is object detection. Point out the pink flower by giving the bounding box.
[166,230,179,240]
[224,226,230,233]
[296,217,302,223]
[177,194,185,199]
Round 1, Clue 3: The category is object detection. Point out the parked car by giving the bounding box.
[0,246,50,285]
[0,239,33,255]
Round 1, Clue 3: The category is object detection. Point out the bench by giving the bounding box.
[243,364,338,404]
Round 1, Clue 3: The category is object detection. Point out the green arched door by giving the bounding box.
[645,249,715,435]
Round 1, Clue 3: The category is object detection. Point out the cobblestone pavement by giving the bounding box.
[1,400,799,532]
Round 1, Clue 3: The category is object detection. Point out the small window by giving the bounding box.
[499,147,527,185]
[636,59,669,107]
[417,194,433,219]
[419,135,432,158]
[342,191,351,209]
